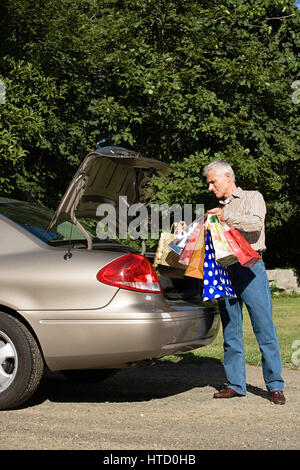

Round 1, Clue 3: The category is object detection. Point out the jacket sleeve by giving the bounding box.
[223,192,266,233]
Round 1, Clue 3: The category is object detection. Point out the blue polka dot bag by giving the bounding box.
[203,231,236,301]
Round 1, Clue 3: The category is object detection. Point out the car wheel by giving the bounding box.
[61,369,118,383]
[0,312,44,410]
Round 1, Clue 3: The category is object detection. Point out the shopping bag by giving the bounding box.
[153,226,186,272]
[184,226,206,279]
[179,223,204,266]
[206,214,238,267]
[222,223,261,268]
[168,216,205,255]
[203,231,236,301]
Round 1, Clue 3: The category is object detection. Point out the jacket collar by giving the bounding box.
[219,187,243,205]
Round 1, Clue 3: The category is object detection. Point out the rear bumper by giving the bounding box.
[160,300,220,353]
[21,291,220,371]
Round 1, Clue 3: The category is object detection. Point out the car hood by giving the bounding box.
[48,146,172,242]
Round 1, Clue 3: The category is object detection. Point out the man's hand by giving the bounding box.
[207,208,224,220]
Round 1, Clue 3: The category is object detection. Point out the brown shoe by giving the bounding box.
[270,390,286,405]
[213,387,243,399]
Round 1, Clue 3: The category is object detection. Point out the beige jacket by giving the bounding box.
[219,187,266,252]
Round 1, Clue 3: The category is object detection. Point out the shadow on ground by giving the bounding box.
[25,358,225,408]
[24,357,271,408]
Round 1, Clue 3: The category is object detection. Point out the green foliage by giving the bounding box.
[159,297,300,368]
[0,0,299,266]
[0,57,62,195]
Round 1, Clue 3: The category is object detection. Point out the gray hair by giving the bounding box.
[203,160,235,182]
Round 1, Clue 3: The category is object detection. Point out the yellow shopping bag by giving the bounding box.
[206,214,238,267]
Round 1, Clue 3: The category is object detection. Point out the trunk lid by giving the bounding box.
[48,146,171,247]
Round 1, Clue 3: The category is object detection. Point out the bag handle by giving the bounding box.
[205,212,221,230]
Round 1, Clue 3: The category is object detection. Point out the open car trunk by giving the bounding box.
[48,146,199,302]
[48,146,172,249]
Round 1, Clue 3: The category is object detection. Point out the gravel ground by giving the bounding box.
[1,360,299,451]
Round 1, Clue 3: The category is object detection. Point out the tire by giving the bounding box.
[61,369,117,383]
[0,312,44,410]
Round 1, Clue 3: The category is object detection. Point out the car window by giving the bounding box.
[0,201,91,244]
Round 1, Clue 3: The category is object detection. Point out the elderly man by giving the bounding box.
[204,160,285,405]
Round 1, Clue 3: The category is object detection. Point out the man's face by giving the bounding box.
[206,169,232,200]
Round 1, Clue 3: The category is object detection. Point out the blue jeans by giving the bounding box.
[218,259,284,395]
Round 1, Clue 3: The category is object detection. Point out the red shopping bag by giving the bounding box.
[179,223,203,266]
[223,224,261,268]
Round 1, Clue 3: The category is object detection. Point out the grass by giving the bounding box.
[159,296,300,369]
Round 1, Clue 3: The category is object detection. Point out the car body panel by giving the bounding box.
[0,214,120,310]
[20,291,220,370]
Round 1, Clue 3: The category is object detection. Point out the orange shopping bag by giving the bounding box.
[184,226,206,279]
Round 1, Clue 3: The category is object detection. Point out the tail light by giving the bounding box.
[97,254,162,293]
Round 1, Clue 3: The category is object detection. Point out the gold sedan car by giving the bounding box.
[0,147,219,410]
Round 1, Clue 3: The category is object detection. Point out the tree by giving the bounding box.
[0,0,299,267]
[0,57,63,197]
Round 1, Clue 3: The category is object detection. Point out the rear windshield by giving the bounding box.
[0,200,91,244]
